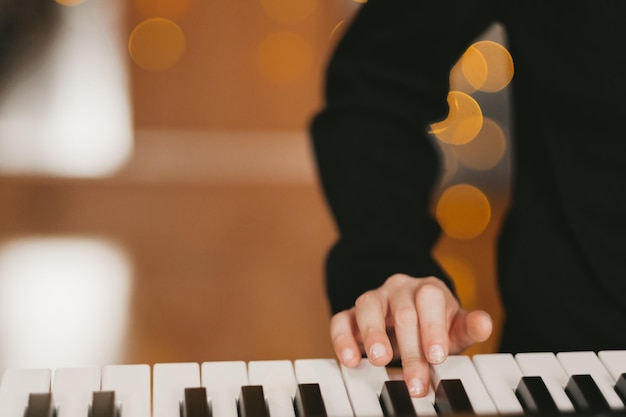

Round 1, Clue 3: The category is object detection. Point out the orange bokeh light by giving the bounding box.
[430,91,483,145]
[450,45,487,94]
[437,254,477,307]
[128,18,186,71]
[435,184,491,240]
[455,117,507,170]
[55,0,86,6]
[466,41,514,93]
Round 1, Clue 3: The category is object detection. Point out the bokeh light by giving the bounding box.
[132,0,191,20]
[437,254,476,307]
[261,0,317,25]
[435,184,491,240]
[55,0,87,6]
[455,117,507,170]
[466,41,514,92]
[256,32,313,85]
[450,45,488,94]
[128,18,186,71]
[430,91,483,145]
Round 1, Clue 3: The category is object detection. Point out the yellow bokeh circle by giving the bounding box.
[464,41,514,93]
[435,184,491,240]
[455,117,507,170]
[256,32,313,85]
[55,0,86,5]
[450,45,487,94]
[128,18,186,72]
[430,91,483,145]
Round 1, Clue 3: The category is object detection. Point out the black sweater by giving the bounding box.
[311,0,626,353]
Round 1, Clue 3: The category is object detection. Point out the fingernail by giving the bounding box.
[341,348,356,364]
[428,344,445,364]
[408,378,425,396]
[370,343,387,360]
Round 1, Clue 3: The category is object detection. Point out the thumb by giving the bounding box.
[448,309,493,353]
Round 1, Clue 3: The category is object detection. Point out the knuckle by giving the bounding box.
[385,273,410,287]
[415,282,445,300]
[355,291,379,308]
[401,355,425,369]
[329,311,349,327]
[394,305,417,327]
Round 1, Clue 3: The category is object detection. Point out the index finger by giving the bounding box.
[330,310,362,367]
[415,283,453,364]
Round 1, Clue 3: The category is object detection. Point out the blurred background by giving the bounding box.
[0,0,512,374]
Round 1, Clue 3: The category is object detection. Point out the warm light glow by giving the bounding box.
[437,255,476,307]
[128,18,186,71]
[0,237,132,370]
[132,0,191,19]
[455,117,507,170]
[435,184,491,240]
[430,91,483,145]
[330,20,346,41]
[450,45,487,94]
[466,41,514,93]
[0,0,133,178]
[256,32,313,85]
[55,0,86,5]
[261,0,317,25]
[437,142,459,186]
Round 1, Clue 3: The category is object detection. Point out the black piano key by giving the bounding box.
[239,385,270,417]
[615,373,626,405]
[183,387,210,417]
[25,393,55,417]
[379,380,417,417]
[91,391,116,417]
[515,376,559,414]
[294,383,327,417]
[434,379,474,415]
[565,374,611,412]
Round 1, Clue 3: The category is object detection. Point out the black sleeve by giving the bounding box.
[310,0,499,314]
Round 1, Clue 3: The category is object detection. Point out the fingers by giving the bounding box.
[389,287,429,396]
[449,309,493,353]
[329,311,362,367]
[414,283,450,365]
[330,274,493,400]
[354,291,394,366]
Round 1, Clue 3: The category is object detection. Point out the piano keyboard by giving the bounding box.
[3,351,626,417]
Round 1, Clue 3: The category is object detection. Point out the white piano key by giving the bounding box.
[153,362,201,417]
[515,352,574,412]
[0,368,51,416]
[387,368,436,416]
[201,361,249,417]
[248,360,298,417]
[101,364,150,417]
[472,353,525,414]
[430,355,498,415]
[340,361,388,417]
[294,358,354,417]
[52,367,101,417]
[557,351,624,410]
[599,350,626,380]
